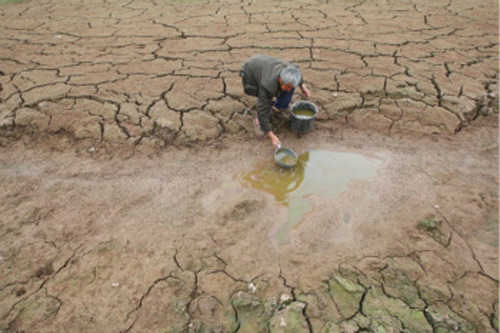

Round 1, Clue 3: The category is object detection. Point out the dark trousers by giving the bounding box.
[273,89,295,110]
[240,70,258,97]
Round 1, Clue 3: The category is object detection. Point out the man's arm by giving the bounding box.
[256,90,273,133]
[267,131,280,147]
[256,90,281,147]
[300,83,311,98]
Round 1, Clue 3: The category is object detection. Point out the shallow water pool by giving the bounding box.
[240,150,383,241]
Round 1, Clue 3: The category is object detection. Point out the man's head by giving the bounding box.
[279,66,301,91]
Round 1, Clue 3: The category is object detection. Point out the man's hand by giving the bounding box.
[267,131,281,148]
[300,83,311,98]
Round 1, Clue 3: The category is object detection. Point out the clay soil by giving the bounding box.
[0,0,498,332]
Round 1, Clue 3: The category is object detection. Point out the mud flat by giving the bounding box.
[0,124,498,331]
[0,0,498,331]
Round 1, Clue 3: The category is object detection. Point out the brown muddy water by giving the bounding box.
[240,150,383,242]
[291,108,316,119]
[275,151,297,166]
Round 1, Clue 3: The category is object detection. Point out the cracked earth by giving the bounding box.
[0,0,498,332]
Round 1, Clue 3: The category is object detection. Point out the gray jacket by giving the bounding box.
[241,54,302,133]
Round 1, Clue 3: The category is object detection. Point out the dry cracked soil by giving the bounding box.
[0,0,498,332]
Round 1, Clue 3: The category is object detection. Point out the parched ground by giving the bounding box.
[0,0,498,332]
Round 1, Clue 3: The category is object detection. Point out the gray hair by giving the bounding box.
[279,65,301,87]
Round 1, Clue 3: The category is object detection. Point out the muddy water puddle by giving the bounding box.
[240,150,382,242]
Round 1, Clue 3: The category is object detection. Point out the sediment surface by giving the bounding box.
[0,0,498,331]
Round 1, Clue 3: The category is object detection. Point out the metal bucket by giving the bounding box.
[274,144,297,168]
[290,101,318,134]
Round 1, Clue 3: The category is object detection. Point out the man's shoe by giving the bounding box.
[272,107,290,120]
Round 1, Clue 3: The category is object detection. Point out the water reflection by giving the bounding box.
[241,152,308,203]
[240,150,382,242]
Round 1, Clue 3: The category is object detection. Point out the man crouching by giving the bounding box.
[240,54,311,147]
